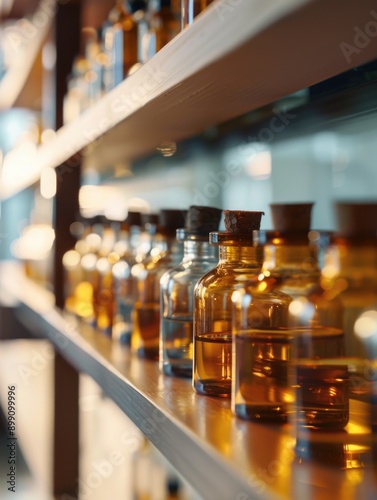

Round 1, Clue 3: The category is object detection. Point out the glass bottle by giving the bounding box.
[232,203,345,424]
[132,209,187,360]
[144,0,181,60]
[93,218,120,335]
[192,210,264,398]
[63,216,104,325]
[63,217,92,316]
[103,0,140,91]
[181,0,214,28]
[112,211,142,345]
[322,202,377,359]
[284,201,377,468]
[160,205,222,377]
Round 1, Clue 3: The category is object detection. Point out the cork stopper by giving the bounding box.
[124,210,142,226]
[159,209,187,235]
[270,203,313,233]
[185,206,222,235]
[335,202,377,237]
[223,210,264,234]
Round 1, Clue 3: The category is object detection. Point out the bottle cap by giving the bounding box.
[185,205,223,234]
[159,209,187,236]
[223,210,264,234]
[335,202,377,238]
[270,203,313,233]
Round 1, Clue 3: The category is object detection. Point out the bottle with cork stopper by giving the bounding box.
[192,209,265,398]
[233,202,345,425]
[322,202,377,359]
[132,208,187,360]
[160,205,222,378]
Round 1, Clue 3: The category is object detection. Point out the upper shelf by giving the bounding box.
[1,0,377,199]
[1,261,377,500]
[0,2,53,111]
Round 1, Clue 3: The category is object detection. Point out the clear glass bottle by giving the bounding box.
[112,211,142,345]
[160,205,222,377]
[132,209,187,360]
[192,210,264,398]
[181,0,214,28]
[232,203,345,423]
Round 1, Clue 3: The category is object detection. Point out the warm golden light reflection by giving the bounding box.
[81,253,97,271]
[156,141,177,157]
[354,310,377,340]
[62,250,81,269]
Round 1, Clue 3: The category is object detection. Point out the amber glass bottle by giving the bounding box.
[103,0,140,90]
[63,216,104,324]
[322,202,377,358]
[192,210,264,397]
[160,205,222,377]
[146,0,181,58]
[132,209,187,360]
[111,211,142,344]
[232,203,345,424]
[93,219,120,335]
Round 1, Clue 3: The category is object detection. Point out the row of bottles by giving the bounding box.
[63,0,214,124]
[63,201,377,470]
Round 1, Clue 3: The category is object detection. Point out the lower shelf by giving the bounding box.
[1,262,377,500]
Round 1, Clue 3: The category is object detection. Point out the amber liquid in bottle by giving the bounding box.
[132,209,186,360]
[161,206,222,378]
[193,210,264,398]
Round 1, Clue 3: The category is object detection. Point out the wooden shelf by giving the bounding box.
[2,0,377,199]
[1,262,377,500]
[0,2,53,111]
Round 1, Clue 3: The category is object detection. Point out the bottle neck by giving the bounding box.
[219,244,261,268]
[263,243,320,278]
[183,240,218,260]
[323,239,377,288]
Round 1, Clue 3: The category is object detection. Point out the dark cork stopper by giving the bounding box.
[159,209,187,235]
[223,210,264,234]
[335,202,377,237]
[124,210,142,226]
[185,206,222,235]
[270,203,313,233]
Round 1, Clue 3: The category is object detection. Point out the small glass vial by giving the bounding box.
[112,211,142,345]
[160,205,222,377]
[232,203,345,424]
[132,209,187,360]
[193,209,264,398]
